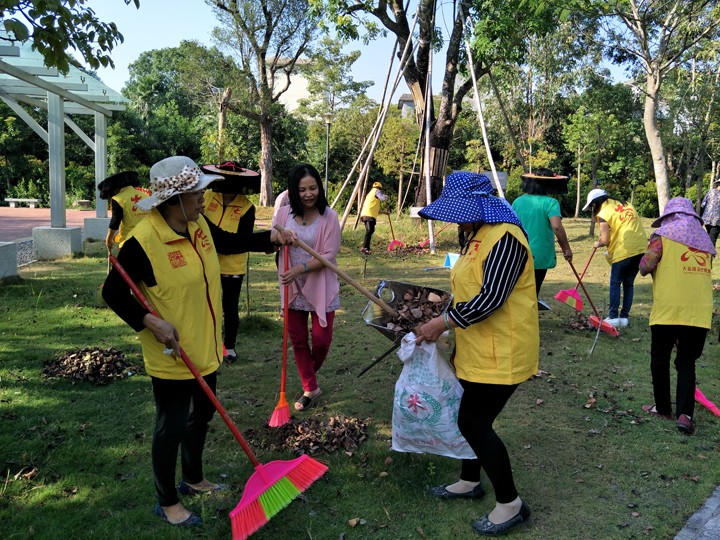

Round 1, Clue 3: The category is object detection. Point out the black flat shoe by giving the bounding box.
[154,503,203,527]
[429,483,485,500]
[472,501,530,536]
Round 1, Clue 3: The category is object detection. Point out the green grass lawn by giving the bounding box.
[1,216,719,539]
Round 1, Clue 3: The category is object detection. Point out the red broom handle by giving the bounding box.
[567,259,601,319]
[108,255,262,468]
[573,247,597,290]
[280,247,289,393]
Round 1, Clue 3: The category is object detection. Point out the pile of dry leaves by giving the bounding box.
[43,347,139,385]
[246,415,369,456]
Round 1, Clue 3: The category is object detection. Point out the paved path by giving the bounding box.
[0,207,98,242]
[675,487,720,540]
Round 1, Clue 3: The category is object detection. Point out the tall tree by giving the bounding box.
[583,0,720,212]
[296,36,373,119]
[1,0,139,73]
[314,0,567,205]
[208,0,319,205]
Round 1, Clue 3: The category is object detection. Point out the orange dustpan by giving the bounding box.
[555,247,597,311]
[566,258,619,337]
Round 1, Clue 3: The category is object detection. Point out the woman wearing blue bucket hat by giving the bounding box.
[414,171,539,536]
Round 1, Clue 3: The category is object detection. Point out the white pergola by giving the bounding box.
[0,29,128,262]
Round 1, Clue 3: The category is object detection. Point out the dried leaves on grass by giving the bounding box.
[246,415,369,456]
[42,347,140,385]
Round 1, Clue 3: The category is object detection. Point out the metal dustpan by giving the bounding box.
[362,280,453,341]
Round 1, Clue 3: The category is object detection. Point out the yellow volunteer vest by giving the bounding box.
[596,199,647,263]
[112,185,150,246]
[360,188,381,218]
[132,210,223,379]
[451,223,539,385]
[649,238,713,329]
[203,191,254,275]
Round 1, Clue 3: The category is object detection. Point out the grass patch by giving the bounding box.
[1,216,719,539]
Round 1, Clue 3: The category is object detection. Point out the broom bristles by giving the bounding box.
[286,456,328,491]
[268,393,290,428]
[230,498,268,540]
[554,289,582,311]
[229,455,328,539]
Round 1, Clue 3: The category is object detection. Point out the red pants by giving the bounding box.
[287,309,335,392]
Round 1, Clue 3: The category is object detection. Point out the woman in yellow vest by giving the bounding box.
[414,171,539,536]
[97,170,150,252]
[359,181,388,254]
[639,198,716,435]
[583,188,647,328]
[102,156,293,528]
[200,161,261,364]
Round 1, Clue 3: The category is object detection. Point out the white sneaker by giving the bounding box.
[619,318,629,327]
[603,317,621,328]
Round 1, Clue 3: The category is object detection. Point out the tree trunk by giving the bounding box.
[259,117,274,206]
[217,87,232,162]
[643,65,670,214]
[575,146,581,218]
[415,145,448,207]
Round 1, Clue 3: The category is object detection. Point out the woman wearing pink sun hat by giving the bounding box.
[639,197,716,435]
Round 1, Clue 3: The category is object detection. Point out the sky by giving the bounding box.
[87,0,450,103]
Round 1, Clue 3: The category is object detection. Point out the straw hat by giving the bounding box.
[136,156,222,211]
[520,167,569,195]
[97,171,139,200]
[201,161,261,195]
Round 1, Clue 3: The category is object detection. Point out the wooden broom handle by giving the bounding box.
[273,223,398,317]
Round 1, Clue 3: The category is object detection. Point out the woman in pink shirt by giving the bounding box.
[272,164,341,411]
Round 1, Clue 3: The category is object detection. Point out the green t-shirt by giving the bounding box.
[511,194,561,270]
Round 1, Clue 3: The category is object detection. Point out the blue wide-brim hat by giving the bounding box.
[419,171,524,229]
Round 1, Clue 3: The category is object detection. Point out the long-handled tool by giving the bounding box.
[108,255,327,540]
[695,386,720,417]
[357,336,403,377]
[385,211,405,251]
[555,247,597,311]
[566,259,619,337]
[269,247,291,427]
[273,223,398,318]
[419,222,453,248]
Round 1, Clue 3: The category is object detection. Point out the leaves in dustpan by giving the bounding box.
[385,287,452,334]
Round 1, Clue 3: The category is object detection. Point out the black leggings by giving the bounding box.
[534,269,548,297]
[362,217,376,251]
[457,380,520,503]
[221,274,244,350]
[151,372,217,507]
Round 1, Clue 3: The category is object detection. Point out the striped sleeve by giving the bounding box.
[448,233,529,329]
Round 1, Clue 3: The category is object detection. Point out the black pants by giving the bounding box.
[362,217,376,251]
[221,274,244,350]
[650,325,707,418]
[705,224,720,248]
[457,380,520,503]
[534,269,548,297]
[151,372,217,507]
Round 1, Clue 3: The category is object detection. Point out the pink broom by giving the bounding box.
[269,246,291,427]
[108,255,327,539]
[695,386,720,417]
[555,247,596,311]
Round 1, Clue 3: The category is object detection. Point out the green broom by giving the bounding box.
[108,255,328,539]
